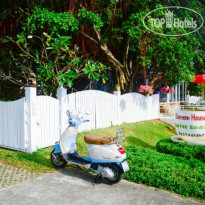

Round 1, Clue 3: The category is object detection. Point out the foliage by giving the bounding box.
[1,31,110,96]
[26,7,79,35]
[156,138,205,163]
[83,60,110,88]
[188,83,205,97]
[78,8,103,31]
[124,145,205,200]
[1,2,204,94]
[0,5,113,96]
[1,0,205,95]
[72,0,204,91]
[1,33,83,96]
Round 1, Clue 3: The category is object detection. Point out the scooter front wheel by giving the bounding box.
[51,150,67,168]
[105,164,122,184]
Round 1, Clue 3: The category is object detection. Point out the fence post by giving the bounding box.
[57,87,67,135]
[146,95,150,120]
[166,86,170,103]
[25,86,37,153]
[186,90,190,103]
[114,91,121,125]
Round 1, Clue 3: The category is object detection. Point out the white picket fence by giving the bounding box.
[186,95,202,104]
[0,98,25,151]
[0,87,159,153]
[36,96,59,149]
[58,88,159,134]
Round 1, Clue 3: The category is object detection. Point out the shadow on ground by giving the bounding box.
[58,166,114,185]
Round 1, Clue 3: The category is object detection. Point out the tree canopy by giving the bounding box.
[0,0,204,98]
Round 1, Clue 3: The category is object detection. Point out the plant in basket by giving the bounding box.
[138,85,154,96]
[161,87,175,94]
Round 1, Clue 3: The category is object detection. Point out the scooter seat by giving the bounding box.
[84,135,115,145]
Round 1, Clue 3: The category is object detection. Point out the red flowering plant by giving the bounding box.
[138,85,154,95]
[161,87,175,94]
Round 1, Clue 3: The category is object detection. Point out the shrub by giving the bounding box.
[124,145,205,200]
[156,138,205,163]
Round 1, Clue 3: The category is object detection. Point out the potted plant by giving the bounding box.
[138,85,154,96]
[115,84,120,91]
[161,87,175,94]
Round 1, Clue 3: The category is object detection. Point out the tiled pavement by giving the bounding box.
[0,162,39,190]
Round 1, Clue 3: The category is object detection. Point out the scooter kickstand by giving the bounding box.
[92,175,102,185]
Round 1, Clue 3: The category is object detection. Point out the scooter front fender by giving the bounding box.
[52,143,61,154]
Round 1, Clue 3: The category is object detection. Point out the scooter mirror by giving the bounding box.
[85,109,91,115]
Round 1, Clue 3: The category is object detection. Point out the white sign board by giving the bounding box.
[175,110,205,141]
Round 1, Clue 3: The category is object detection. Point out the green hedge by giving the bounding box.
[124,145,205,200]
[156,138,205,163]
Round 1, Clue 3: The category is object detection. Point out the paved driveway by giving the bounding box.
[0,166,203,205]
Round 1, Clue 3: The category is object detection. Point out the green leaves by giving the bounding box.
[16,33,26,44]
[156,138,205,163]
[26,7,79,35]
[57,70,78,87]
[33,34,82,94]
[78,8,103,31]
[83,60,100,81]
[83,60,110,82]
[44,34,72,53]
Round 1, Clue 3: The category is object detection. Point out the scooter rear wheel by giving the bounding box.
[105,164,122,184]
[51,150,67,168]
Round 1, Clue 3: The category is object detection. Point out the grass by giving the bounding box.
[0,146,55,173]
[0,120,175,173]
[77,120,176,156]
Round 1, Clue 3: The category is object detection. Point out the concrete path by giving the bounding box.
[0,166,203,205]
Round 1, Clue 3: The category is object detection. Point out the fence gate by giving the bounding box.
[0,98,25,151]
[36,96,59,149]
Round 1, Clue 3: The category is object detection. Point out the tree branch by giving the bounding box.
[122,35,130,76]
[10,39,35,59]
[81,31,99,44]
[0,73,25,86]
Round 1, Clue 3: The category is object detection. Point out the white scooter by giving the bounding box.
[51,110,129,184]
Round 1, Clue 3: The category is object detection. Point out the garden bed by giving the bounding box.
[124,145,205,200]
[156,138,205,163]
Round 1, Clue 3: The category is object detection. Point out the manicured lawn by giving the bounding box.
[0,120,175,173]
[77,120,176,156]
[0,146,55,173]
